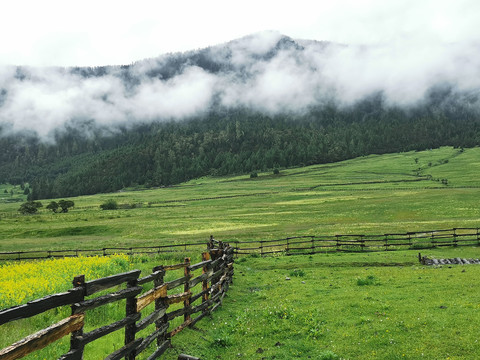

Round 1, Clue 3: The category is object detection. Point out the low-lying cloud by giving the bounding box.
[1,31,479,139]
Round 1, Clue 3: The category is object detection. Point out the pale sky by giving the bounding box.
[1,0,478,67]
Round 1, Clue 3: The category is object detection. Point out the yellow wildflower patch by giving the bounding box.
[0,255,131,308]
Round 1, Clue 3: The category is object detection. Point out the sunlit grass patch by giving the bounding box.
[163,222,275,235]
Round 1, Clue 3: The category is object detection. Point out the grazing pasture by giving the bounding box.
[1,146,480,359]
[1,146,480,253]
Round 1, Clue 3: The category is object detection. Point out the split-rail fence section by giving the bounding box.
[0,240,234,360]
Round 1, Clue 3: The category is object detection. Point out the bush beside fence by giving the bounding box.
[0,241,234,360]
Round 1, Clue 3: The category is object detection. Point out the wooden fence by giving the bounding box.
[0,241,234,360]
[233,228,480,255]
[0,242,209,262]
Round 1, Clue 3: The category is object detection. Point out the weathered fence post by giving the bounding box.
[201,252,210,305]
[184,257,192,324]
[311,237,315,254]
[260,241,264,256]
[69,275,86,358]
[360,235,365,251]
[125,276,138,360]
[153,265,167,347]
[453,228,458,247]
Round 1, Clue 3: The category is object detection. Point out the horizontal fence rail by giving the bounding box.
[0,242,234,360]
[0,242,210,262]
[232,228,480,256]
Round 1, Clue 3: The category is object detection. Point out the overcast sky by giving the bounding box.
[1,0,479,67]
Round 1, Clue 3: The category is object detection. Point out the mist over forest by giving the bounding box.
[1,32,480,199]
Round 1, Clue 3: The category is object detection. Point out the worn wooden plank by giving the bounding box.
[167,307,189,321]
[210,273,228,293]
[189,270,213,288]
[0,288,84,326]
[104,338,143,360]
[85,270,141,296]
[168,318,192,338]
[190,289,209,304]
[210,302,221,313]
[72,286,142,314]
[165,292,191,306]
[163,262,188,271]
[136,284,167,313]
[0,314,84,360]
[210,257,224,269]
[190,300,210,315]
[76,313,140,346]
[136,307,167,332]
[135,323,169,355]
[138,270,165,285]
[166,276,190,291]
[145,339,170,360]
[188,260,212,272]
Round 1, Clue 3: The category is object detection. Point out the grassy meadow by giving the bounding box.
[1,146,480,252]
[1,146,480,359]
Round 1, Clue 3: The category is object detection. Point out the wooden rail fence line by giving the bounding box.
[0,241,234,360]
[0,242,210,262]
[232,227,480,256]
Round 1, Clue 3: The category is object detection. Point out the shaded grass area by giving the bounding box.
[167,247,480,359]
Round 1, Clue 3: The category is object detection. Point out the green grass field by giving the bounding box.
[170,247,480,359]
[1,146,479,252]
[1,146,480,359]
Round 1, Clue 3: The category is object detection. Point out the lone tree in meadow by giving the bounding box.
[58,200,75,212]
[46,201,59,213]
[47,200,75,213]
[18,201,43,215]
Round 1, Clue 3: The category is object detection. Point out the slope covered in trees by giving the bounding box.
[1,88,479,200]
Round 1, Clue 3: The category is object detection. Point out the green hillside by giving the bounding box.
[1,146,479,252]
[2,147,480,359]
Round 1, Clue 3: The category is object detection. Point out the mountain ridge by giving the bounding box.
[0,33,479,199]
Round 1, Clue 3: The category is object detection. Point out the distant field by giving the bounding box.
[1,146,479,252]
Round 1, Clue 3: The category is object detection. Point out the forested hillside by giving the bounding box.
[1,91,479,200]
[1,34,479,199]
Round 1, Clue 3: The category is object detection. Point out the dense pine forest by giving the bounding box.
[1,89,479,200]
[1,35,479,199]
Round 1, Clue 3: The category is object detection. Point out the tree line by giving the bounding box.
[1,89,479,200]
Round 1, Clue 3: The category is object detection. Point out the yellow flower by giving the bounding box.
[0,255,131,308]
